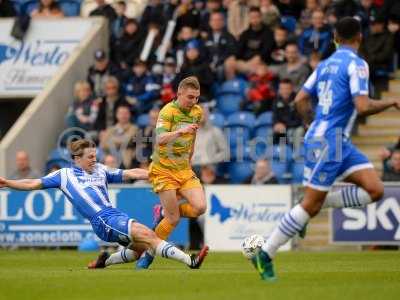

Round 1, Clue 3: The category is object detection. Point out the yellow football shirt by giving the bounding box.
[151,100,203,170]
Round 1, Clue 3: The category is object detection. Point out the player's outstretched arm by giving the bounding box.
[122,168,149,181]
[354,96,400,116]
[0,177,43,191]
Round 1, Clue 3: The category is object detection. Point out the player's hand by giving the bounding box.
[178,124,199,135]
[0,177,8,188]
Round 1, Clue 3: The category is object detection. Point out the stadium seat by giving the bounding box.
[226,126,251,150]
[281,15,297,33]
[136,113,149,128]
[216,78,248,97]
[217,94,243,116]
[272,144,293,162]
[59,0,81,16]
[209,112,225,128]
[255,111,273,128]
[291,161,304,184]
[228,161,254,184]
[254,126,273,139]
[271,160,290,184]
[226,111,256,128]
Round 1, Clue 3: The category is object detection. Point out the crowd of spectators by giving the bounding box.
[3,0,400,184]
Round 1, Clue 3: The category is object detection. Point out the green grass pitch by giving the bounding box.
[0,250,399,300]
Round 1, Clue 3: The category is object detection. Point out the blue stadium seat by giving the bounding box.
[271,160,289,184]
[281,15,297,33]
[217,94,243,116]
[226,126,251,150]
[216,78,248,97]
[59,0,81,16]
[226,111,256,128]
[272,144,293,162]
[291,162,304,184]
[136,114,149,128]
[254,126,273,139]
[209,112,225,128]
[228,161,254,184]
[255,111,273,128]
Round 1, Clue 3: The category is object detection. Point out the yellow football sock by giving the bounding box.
[179,203,198,218]
[155,218,176,240]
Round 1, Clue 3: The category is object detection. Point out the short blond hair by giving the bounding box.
[178,76,200,92]
[73,81,91,98]
[69,139,96,159]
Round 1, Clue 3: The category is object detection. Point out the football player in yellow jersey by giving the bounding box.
[136,76,207,269]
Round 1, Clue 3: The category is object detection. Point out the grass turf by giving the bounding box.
[0,250,399,300]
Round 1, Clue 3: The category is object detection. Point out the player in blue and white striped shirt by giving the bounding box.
[0,139,208,269]
[251,17,400,281]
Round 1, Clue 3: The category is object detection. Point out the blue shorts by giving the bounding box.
[90,208,134,247]
[303,138,373,191]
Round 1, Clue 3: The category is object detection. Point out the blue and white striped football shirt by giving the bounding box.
[302,45,369,140]
[40,163,123,220]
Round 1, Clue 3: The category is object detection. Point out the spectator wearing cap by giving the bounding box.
[156,57,177,104]
[382,150,400,182]
[299,10,333,59]
[87,49,120,98]
[111,1,128,39]
[244,159,278,185]
[272,79,303,145]
[192,105,229,167]
[0,0,16,17]
[112,18,144,69]
[31,0,64,18]
[270,25,289,65]
[360,14,394,98]
[122,60,159,113]
[235,6,275,75]
[271,43,310,92]
[203,11,237,81]
[11,151,41,180]
[260,0,280,29]
[174,39,214,100]
[99,105,139,169]
[89,0,117,25]
[66,81,99,132]
[95,76,130,131]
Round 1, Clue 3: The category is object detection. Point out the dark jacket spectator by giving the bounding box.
[244,159,278,184]
[89,0,117,24]
[122,60,159,113]
[87,50,120,97]
[111,1,128,39]
[95,77,130,131]
[67,81,99,131]
[272,79,303,144]
[270,26,289,65]
[236,7,275,63]
[361,16,395,74]
[175,1,202,32]
[155,57,177,104]
[112,19,144,68]
[203,12,237,71]
[137,107,159,164]
[274,0,304,19]
[332,0,361,19]
[174,40,214,101]
[299,10,332,58]
[0,0,16,17]
[382,151,400,181]
[140,0,168,30]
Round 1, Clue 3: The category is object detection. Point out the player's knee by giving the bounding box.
[367,181,384,202]
[164,213,180,226]
[193,202,207,216]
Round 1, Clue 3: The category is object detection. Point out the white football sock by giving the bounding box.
[105,248,138,266]
[322,186,373,209]
[155,240,191,266]
[262,204,310,258]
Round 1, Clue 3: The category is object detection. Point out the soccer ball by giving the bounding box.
[241,234,265,259]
